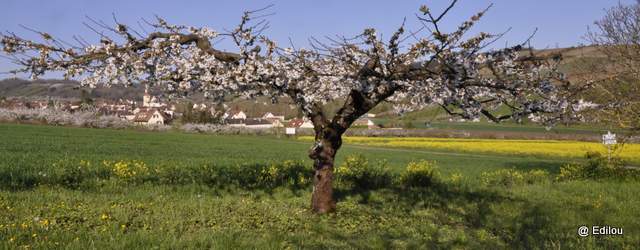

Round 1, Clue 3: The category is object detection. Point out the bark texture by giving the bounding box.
[308,127,341,213]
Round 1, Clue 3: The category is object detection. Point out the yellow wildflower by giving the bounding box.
[100,213,110,220]
[299,136,640,163]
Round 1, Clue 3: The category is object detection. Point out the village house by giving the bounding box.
[133,108,169,125]
[262,112,285,121]
[133,104,174,118]
[353,117,378,129]
[96,99,137,119]
[229,110,247,120]
[119,111,136,121]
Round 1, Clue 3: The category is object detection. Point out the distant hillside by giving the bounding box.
[532,45,609,81]
[0,78,146,101]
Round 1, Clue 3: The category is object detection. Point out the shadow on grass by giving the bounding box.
[332,182,567,248]
[335,182,514,218]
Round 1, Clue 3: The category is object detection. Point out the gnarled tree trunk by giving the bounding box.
[306,89,384,213]
[308,126,343,214]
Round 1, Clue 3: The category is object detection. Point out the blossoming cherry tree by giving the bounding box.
[0,1,587,213]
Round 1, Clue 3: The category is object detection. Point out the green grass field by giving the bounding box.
[0,123,574,177]
[1,123,639,248]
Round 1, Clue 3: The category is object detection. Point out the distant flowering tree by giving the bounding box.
[586,1,640,133]
[0,1,587,213]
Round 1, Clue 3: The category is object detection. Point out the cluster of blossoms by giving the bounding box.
[0,3,587,128]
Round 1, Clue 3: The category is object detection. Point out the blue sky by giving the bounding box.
[0,0,633,78]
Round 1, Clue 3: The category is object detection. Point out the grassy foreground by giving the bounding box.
[0,123,639,249]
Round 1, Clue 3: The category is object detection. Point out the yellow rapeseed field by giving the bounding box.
[298,136,640,163]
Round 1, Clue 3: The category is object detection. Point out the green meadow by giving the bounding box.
[0,123,638,249]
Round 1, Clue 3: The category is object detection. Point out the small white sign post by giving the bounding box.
[285,127,296,136]
[602,131,617,161]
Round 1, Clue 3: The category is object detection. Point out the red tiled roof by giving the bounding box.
[287,118,304,128]
[133,109,167,122]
